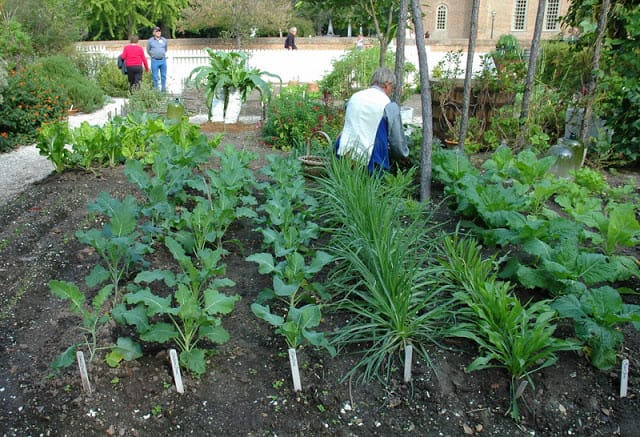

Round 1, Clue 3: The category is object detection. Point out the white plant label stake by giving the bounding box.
[404,344,413,383]
[620,358,629,398]
[76,351,92,394]
[169,349,185,394]
[288,348,302,392]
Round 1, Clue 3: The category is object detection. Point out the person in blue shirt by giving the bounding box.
[335,67,409,174]
[147,26,168,92]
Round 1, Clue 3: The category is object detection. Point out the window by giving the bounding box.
[513,0,528,31]
[436,4,447,31]
[544,0,561,31]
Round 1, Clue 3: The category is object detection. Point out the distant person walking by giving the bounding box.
[147,26,168,92]
[284,27,297,50]
[120,35,149,92]
[356,33,364,50]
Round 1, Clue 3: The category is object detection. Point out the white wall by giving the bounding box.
[79,46,489,95]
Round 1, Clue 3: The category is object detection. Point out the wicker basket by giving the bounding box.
[298,131,331,176]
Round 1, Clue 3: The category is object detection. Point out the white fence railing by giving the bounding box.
[78,46,350,94]
[77,45,488,95]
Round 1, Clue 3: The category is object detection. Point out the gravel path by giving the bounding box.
[0,99,126,206]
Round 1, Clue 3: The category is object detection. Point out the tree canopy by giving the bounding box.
[80,0,190,39]
[179,0,292,44]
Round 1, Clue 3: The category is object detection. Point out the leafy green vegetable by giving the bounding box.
[122,237,240,376]
[552,286,640,369]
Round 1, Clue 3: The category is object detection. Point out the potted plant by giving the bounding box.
[492,35,524,72]
[188,49,281,123]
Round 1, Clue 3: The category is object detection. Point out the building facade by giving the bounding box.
[422,0,571,44]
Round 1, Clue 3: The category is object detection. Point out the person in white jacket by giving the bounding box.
[335,67,409,174]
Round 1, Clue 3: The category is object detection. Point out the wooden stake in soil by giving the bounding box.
[620,358,629,398]
[76,351,92,394]
[404,344,413,383]
[288,348,302,392]
[169,349,185,394]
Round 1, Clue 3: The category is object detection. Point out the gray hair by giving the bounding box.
[370,67,396,88]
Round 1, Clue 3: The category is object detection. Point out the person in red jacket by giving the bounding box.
[120,35,149,92]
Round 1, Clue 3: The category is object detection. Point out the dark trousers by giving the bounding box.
[126,65,143,92]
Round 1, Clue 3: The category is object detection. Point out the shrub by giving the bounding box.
[96,61,130,98]
[0,57,7,105]
[0,18,34,69]
[122,80,168,115]
[536,41,592,99]
[0,62,71,150]
[262,85,343,151]
[39,55,105,112]
[319,47,415,102]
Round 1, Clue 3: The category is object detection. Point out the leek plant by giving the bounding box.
[315,158,456,383]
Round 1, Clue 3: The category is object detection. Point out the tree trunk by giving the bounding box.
[458,0,480,152]
[581,0,610,148]
[518,0,547,149]
[393,0,408,104]
[410,0,433,201]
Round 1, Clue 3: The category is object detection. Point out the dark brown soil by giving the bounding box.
[0,93,638,437]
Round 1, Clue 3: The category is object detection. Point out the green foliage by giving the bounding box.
[249,250,335,353]
[39,55,105,112]
[124,134,220,234]
[49,280,143,368]
[562,0,640,166]
[37,113,210,172]
[0,62,71,150]
[123,79,167,114]
[573,166,608,194]
[319,47,414,102]
[262,85,343,151]
[122,236,240,376]
[177,145,259,257]
[515,237,625,296]
[76,193,152,305]
[553,286,640,370]
[315,157,454,383]
[0,17,34,68]
[248,155,335,355]
[439,233,578,422]
[80,0,189,39]
[432,146,640,305]
[493,34,523,61]
[536,41,592,100]
[188,48,280,119]
[95,60,130,98]
[597,203,640,256]
[4,0,83,55]
[36,122,73,172]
